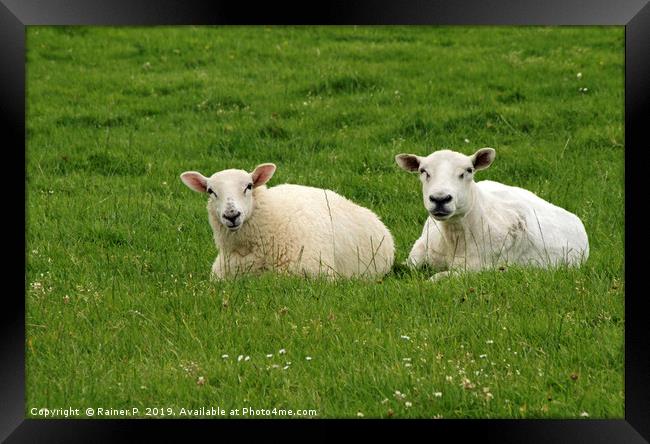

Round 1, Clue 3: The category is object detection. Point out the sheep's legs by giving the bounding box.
[210,256,227,280]
[407,237,447,271]
[406,240,427,268]
[429,270,459,282]
[211,254,258,279]
[428,261,488,282]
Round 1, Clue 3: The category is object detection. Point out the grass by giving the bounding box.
[25,26,624,419]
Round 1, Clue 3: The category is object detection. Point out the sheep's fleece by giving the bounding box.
[181,164,395,279]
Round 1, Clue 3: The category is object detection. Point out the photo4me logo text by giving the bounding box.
[30,406,318,418]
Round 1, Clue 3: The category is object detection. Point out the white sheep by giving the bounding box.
[180,163,395,279]
[395,148,589,280]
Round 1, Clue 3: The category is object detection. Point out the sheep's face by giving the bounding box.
[396,148,495,221]
[180,164,276,232]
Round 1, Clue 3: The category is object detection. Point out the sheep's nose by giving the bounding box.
[429,194,452,205]
[223,211,241,222]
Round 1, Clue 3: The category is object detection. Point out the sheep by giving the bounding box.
[180,163,395,280]
[395,148,589,280]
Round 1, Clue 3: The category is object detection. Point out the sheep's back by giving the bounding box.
[264,184,394,277]
[476,180,589,264]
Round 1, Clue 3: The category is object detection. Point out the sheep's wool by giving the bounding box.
[208,184,395,279]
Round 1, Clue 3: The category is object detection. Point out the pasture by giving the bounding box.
[26,26,624,418]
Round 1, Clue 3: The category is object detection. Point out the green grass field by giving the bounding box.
[26,26,624,419]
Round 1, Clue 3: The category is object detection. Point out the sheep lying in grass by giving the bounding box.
[396,148,589,280]
[181,163,395,279]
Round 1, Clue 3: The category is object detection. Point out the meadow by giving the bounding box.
[25,26,624,418]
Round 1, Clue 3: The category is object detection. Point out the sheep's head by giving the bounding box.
[395,148,495,221]
[180,163,276,231]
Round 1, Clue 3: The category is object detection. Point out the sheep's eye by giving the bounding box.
[460,167,473,179]
[419,169,430,179]
[245,183,253,192]
[207,188,216,197]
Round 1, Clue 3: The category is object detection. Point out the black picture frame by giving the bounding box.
[4,0,649,441]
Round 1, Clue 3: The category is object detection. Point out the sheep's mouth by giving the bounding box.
[223,221,242,231]
[430,210,452,220]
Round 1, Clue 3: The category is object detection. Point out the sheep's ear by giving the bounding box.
[471,148,496,171]
[395,154,421,172]
[251,163,276,187]
[180,171,209,193]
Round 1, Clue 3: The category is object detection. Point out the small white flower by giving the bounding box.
[464,138,470,143]
[237,355,244,362]
[402,357,411,361]
[400,335,410,341]
[271,364,280,369]
[445,376,453,382]
[221,354,229,359]
[480,354,487,359]
[580,411,589,417]
[404,363,412,367]
[381,398,389,404]
[266,354,273,358]
[433,392,442,397]
[486,340,494,344]
[405,401,412,408]
[279,348,286,354]
[286,361,292,365]
[283,365,289,370]
[461,377,475,389]
[577,72,583,79]
[244,356,250,361]
[305,356,312,361]
[357,411,364,417]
